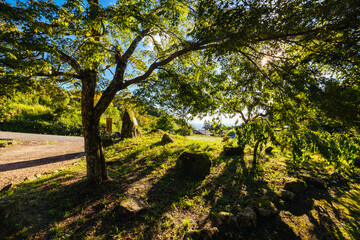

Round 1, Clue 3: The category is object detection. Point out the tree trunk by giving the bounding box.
[252,137,265,169]
[81,71,108,183]
[83,118,108,183]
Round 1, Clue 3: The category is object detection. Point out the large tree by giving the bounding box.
[0,0,224,183]
[1,0,359,183]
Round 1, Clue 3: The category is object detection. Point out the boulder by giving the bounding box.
[216,212,237,227]
[301,176,326,190]
[265,147,273,155]
[183,227,219,240]
[284,179,307,194]
[237,206,257,228]
[253,197,279,219]
[280,189,296,201]
[0,142,7,148]
[120,108,141,139]
[161,134,175,144]
[118,196,148,215]
[176,152,211,178]
[222,147,243,157]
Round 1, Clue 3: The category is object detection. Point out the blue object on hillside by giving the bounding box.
[228,133,236,139]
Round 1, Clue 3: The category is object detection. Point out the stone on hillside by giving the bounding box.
[301,176,326,190]
[113,132,121,139]
[284,179,307,194]
[253,197,279,219]
[148,129,161,134]
[24,176,37,182]
[222,147,243,157]
[183,227,219,240]
[118,196,148,215]
[120,108,141,139]
[161,134,175,144]
[237,206,257,228]
[0,183,12,193]
[263,189,280,203]
[280,189,296,201]
[35,173,42,178]
[265,147,273,155]
[0,142,7,148]
[176,152,211,178]
[216,211,237,227]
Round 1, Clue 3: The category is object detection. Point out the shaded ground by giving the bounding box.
[1,134,359,240]
[0,141,84,189]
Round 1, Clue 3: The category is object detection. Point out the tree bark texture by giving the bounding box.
[81,71,108,183]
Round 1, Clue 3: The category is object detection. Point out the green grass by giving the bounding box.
[1,134,359,240]
[186,135,223,143]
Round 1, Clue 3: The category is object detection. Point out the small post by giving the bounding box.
[106,118,112,139]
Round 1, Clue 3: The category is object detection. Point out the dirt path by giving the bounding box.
[0,141,84,189]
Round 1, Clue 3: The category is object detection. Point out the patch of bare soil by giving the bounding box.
[0,141,84,189]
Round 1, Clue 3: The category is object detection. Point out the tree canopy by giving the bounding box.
[1,0,359,182]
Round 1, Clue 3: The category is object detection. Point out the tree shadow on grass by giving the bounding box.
[280,154,360,240]
[2,142,359,240]
[0,152,84,172]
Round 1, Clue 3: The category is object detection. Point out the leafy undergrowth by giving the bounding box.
[1,133,360,239]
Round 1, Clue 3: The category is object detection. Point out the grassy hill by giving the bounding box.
[1,133,359,239]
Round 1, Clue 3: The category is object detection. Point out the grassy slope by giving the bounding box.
[1,133,359,240]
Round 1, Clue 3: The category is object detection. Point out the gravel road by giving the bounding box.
[0,131,84,142]
[0,132,85,190]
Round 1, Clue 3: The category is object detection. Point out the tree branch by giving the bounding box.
[55,48,82,74]
[94,38,225,119]
[123,39,222,88]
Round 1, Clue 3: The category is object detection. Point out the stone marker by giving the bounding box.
[120,108,141,139]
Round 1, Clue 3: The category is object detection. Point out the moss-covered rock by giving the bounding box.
[216,211,237,227]
[117,196,148,215]
[183,227,219,240]
[161,133,175,144]
[237,206,257,228]
[252,196,279,219]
